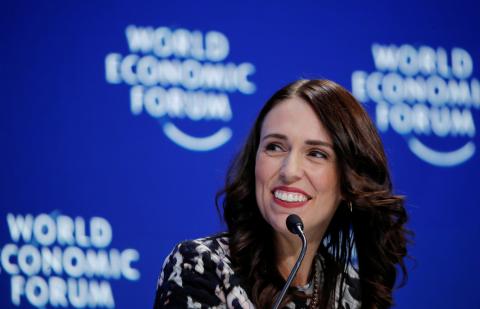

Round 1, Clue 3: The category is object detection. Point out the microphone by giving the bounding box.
[286,214,304,235]
[272,214,307,309]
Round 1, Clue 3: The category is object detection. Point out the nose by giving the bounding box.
[279,152,303,183]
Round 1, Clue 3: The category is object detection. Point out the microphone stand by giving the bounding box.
[272,216,307,309]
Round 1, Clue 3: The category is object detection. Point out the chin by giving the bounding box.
[269,216,291,235]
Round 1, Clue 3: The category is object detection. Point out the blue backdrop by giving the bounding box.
[1,1,479,308]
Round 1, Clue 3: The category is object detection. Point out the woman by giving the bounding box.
[154,79,410,308]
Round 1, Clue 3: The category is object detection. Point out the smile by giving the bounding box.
[274,190,308,202]
[271,187,311,208]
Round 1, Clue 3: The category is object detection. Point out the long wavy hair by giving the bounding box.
[216,79,411,308]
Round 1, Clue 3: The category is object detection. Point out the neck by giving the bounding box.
[274,228,324,286]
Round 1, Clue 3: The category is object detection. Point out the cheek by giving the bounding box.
[254,159,266,200]
[254,155,276,206]
[311,167,341,200]
[255,155,276,189]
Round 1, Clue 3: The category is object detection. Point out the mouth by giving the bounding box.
[271,186,312,208]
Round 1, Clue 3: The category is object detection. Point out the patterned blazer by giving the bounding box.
[154,234,361,309]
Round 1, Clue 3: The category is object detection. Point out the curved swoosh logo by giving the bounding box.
[408,137,475,167]
[162,122,232,151]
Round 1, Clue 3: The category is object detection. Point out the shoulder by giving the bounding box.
[339,263,361,309]
[161,233,231,278]
[157,233,231,288]
[317,250,362,309]
[155,233,254,308]
[174,233,231,262]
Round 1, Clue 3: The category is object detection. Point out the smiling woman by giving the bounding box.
[154,79,411,309]
[255,97,342,254]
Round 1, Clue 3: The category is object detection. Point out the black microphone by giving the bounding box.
[272,214,307,309]
[286,214,304,235]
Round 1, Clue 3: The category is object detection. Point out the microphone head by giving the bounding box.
[286,214,304,235]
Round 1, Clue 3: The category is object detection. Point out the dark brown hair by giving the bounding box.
[216,79,411,308]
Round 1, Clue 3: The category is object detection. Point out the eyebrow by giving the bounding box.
[262,133,334,148]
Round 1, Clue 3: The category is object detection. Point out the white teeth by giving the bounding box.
[274,190,308,202]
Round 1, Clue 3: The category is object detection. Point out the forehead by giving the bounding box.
[260,97,332,143]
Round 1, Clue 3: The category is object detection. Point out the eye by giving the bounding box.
[308,149,328,159]
[265,143,285,153]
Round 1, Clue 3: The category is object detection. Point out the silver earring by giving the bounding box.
[348,201,353,213]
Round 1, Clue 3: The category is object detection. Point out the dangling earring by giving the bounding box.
[347,201,353,213]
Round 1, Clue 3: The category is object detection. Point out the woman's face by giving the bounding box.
[255,97,342,241]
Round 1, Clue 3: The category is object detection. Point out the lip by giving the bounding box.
[272,186,311,196]
[271,186,311,209]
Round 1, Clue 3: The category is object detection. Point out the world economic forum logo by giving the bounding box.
[105,25,256,151]
[352,43,479,167]
[0,213,140,308]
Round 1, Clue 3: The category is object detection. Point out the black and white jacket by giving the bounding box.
[154,234,361,309]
